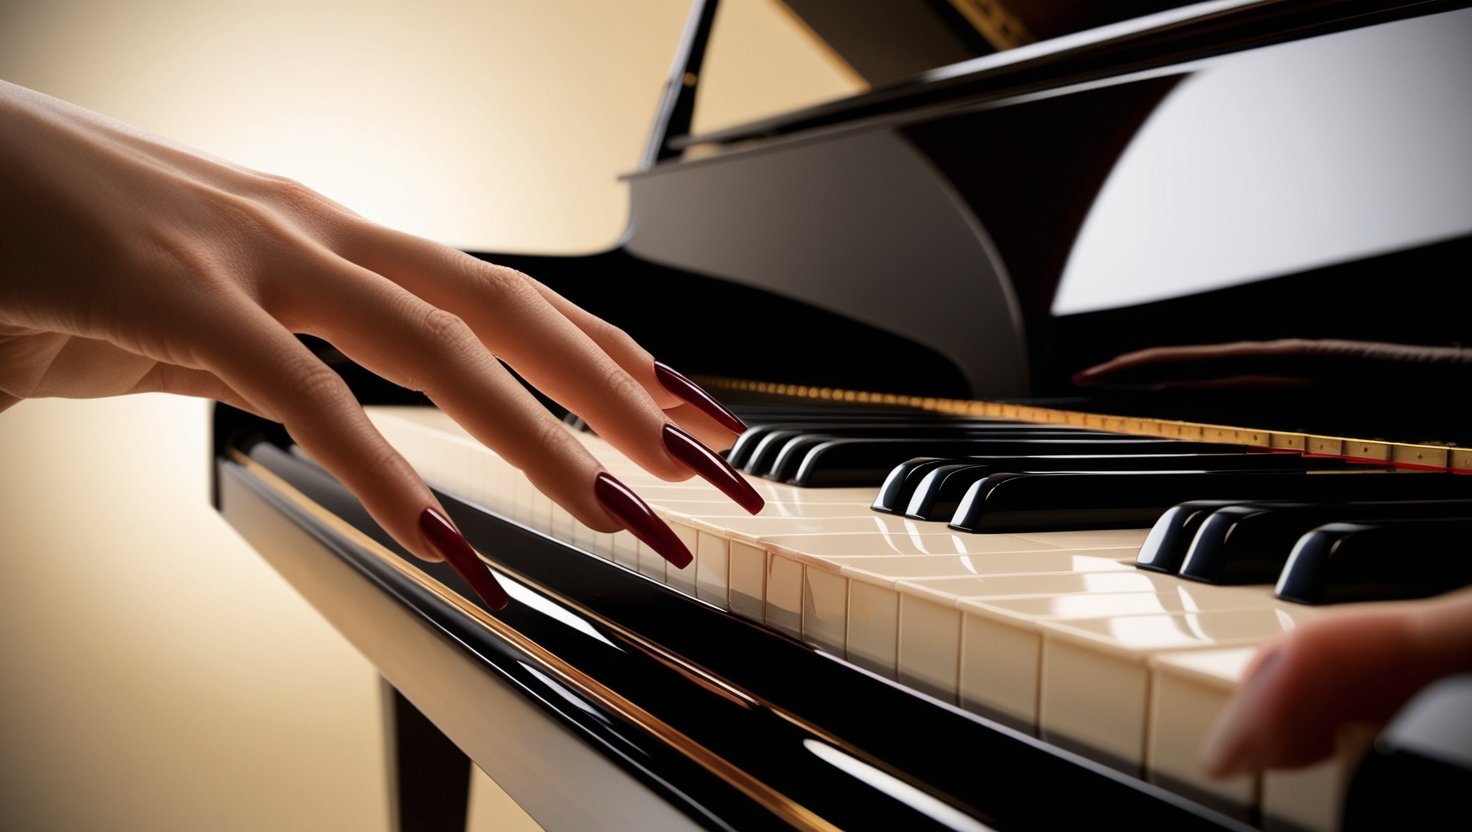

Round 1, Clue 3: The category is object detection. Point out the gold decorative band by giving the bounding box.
[947,0,1035,50]
[693,375,1472,473]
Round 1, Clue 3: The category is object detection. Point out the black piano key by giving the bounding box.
[904,452,1359,522]
[1275,518,1472,604]
[903,462,998,520]
[1180,498,1472,585]
[765,428,1127,482]
[948,469,1472,533]
[740,429,808,474]
[726,413,991,467]
[749,422,1118,477]
[1134,499,1251,574]
[790,438,1248,488]
[871,457,951,513]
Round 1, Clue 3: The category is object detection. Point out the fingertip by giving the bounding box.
[661,423,764,515]
[417,506,511,611]
[592,472,693,568]
[653,361,747,434]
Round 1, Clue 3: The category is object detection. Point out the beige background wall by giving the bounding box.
[0,2,852,830]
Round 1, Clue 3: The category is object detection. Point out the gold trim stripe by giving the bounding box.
[947,0,1035,50]
[695,375,1471,472]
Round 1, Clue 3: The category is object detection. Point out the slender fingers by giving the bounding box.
[127,361,264,415]
[279,261,628,532]
[197,300,462,565]
[341,228,744,453]
[275,248,755,548]
[522,277,747,445]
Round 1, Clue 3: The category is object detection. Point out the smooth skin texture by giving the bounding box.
[0,79,743,569]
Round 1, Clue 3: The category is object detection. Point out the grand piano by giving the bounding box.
[210,1,1472,829]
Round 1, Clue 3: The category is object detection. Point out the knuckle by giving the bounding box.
[474,263,538,307]
[280,360,348,415]
[532,416,577,460]
[396,304,481,393]
[587,315,633,350]
[258,172,329,214]
[418,306,473,345]
[602,362,645,404]
[359,438,408,480]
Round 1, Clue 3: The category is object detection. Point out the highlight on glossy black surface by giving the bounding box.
[1276,518,1472,605]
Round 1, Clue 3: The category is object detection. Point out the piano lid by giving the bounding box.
[616,0,1472,407]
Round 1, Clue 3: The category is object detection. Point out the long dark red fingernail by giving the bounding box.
[419,507,510,611]
[654,361,747,434]
[593,472,693,568]
[663,424,764,514]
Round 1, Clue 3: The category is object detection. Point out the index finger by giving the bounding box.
[200,301,511,610]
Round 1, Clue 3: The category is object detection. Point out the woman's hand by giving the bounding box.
[1201,586,1472,777]
[1075,338,1472,779]
[1072,338,1472,391]
[0,80,762,608]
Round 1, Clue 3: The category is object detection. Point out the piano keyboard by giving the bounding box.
[365,402,1463,831]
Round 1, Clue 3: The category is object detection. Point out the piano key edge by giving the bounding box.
[216,430,1257,832]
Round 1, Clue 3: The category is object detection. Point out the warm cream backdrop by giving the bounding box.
[0,2,853,830]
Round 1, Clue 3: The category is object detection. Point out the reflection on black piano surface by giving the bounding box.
[212,1,1472,830]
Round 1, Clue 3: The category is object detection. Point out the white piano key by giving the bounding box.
[1038,607,1322,775]
[664,521,700,596]
[610,528,639,567]
[1013,528,1156,550]
[765,547,805,639]
[634,536,666,578]
[840,553,1138,681]
[695,529,731,607]
[570,512,599,552]
[760,529,1067,641]
[897,582,964,703]
[366,404,1392,828]
[1147,647,1260,819]
[652,498,883,521]
[728,540,766,621]
[847,578,900,678]
[955,573,1261,730]
[802,557,848,656]
[883,568,1230,709]
[552,503,580,557]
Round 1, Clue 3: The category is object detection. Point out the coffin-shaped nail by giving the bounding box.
[594,472,693,568]
[419,507,510,611]
[654,361,747,434]
[663,423,764,514]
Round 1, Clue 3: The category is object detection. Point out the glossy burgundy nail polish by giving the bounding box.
[663,423,764,514]
[419,507,510,611]
[653,361,747,434]
[593,472,693,568]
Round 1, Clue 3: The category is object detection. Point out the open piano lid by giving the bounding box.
[611,0,1472,450]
